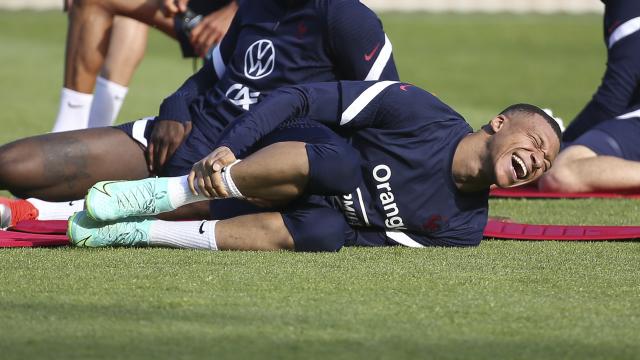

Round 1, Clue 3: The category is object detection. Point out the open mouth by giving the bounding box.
[511,154,528,179]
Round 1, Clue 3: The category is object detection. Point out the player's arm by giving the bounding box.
[564,36,640,141]
[157,8,240,124]
[215,80,400,155]
[148,10,241,173]
[189,0,238,57]
[325,1,399,81]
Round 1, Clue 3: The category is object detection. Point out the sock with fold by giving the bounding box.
[26,198,85,220]
[164,162,245,209]
[149,220,219,249]
[88,76,128,127]
[52,88,93,132]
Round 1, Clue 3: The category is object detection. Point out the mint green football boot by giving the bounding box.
[68,211,152,248]
[85,178,174,221]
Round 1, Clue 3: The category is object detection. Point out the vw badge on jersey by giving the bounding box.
[244,39,276,80]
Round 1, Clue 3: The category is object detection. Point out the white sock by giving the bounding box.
[221,160,245,198]
[149,220,218,250]
[26,198,84,220]
[167,176,209,209]
[88,76,128,127]
[52,88,93,132]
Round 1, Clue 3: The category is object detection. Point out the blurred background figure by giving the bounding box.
[561,0,640,142]
[53,0,237,132]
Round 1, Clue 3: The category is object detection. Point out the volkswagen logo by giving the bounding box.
[244,39,276,80]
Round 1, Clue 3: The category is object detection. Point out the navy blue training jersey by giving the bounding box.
[217,81,489,247]
[158,0,399,144]
[564,0,640,141]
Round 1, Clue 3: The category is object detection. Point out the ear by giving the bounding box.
[489,114,508,133]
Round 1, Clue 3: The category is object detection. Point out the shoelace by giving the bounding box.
[115,181,167,216]
[96,220,149,246]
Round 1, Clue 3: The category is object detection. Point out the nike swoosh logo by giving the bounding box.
[75,235,90,247]
[199,221,207,234]
[92,181,123,197]
[400,84,412,91]
[68,201,75,206]
[67,102,84,109]
[364,43,381,62]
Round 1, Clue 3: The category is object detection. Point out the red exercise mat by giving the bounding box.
[490,184,640,199]
[484,218,640,241]
[9,220,68,235]
[0,230,69,247]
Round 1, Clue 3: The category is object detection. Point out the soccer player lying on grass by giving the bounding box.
[67,81,562,251]
[538,0,640,193]
[0,0,398,228]
[54,0,238,132]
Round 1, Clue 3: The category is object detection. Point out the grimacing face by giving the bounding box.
[488,113,561,188]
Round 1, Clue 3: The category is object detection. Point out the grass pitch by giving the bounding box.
[1,11,639,360]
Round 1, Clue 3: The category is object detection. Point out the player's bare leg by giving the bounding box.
[87,17,149,128]
[0,128,149,201]
[101,17,148,86]
[69,211,295,250]
[54,0,168,132]
[539,145,640,193]
[64,0,174,95]
[83,142,312,221]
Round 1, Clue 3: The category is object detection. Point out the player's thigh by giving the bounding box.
[281,198,351,252]
[212,195,350,252]
[253,120,362,195]
[77,0,176,36]
[553,145,597,169]
[0,127,148,190]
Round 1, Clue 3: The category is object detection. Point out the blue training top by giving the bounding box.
[563,0,640,141]
[157,0,399,144]
[217,81,490,247]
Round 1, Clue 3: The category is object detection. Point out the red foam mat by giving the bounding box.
[3,219,638,246]
[490,184,640,199]
[9,220,68,235]
[484,218,640,241]
[0,220,69,247]
[0,231,69,247]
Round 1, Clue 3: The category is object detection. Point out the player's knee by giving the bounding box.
[262,214,295,250]
[284,209,348,252]
[306,143,361,195]
[0,142,30,190]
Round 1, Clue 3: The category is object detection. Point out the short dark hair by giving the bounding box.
[499,103,562,142]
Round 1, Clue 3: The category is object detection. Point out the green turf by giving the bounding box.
[1,11,639,360]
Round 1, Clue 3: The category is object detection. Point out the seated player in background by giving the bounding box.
[561,0,640,142]
[539,0,640,192]
[0,0,399,228]
[53,0,238,132]
[68,80,562,251]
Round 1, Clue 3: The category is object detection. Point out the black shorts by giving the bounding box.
[572,115,640,161]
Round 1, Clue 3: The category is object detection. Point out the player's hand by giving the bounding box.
[188,146,237,197]
[162,0,188,17]
[146,120,192,174]
[190,2,237,57]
